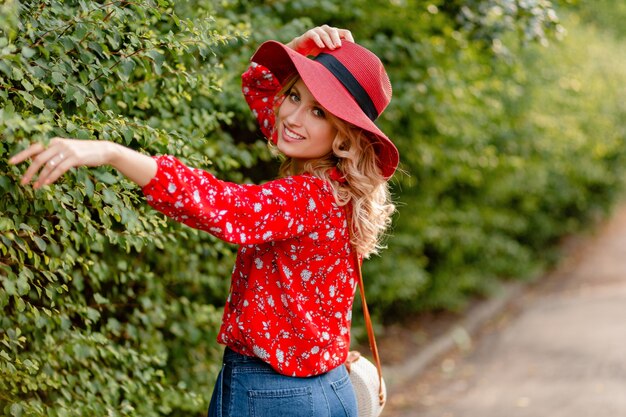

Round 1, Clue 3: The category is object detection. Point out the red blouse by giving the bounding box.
[141,63,358,377]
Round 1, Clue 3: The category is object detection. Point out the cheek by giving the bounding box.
[277,99,293,121]
[317,125,337,150]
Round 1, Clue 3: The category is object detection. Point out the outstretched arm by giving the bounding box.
[9,138,157,189]
[10,26,354,190]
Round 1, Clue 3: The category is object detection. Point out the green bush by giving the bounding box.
[2,0,625,415]
[364,6,626,313]
[1,1,250,415]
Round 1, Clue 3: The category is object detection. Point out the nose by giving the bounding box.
[284,104,306,126]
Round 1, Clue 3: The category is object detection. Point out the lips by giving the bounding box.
[283,126,305,141]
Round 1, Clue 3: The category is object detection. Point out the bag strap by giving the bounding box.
[352,249,386,406]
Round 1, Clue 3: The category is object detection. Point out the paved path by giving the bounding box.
[383,205,626,417]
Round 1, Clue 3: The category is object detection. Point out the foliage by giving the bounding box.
[569,0,626,39]
[364,5,626,313]
[1,0,625,415]
[1,1,248,415]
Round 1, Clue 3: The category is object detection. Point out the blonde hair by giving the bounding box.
[273,76,395,258]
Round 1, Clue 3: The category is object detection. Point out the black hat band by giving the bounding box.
[314,53,379,121]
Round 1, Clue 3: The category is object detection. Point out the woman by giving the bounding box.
[10,26,399,417]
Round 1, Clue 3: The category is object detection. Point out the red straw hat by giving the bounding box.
[250,40,399,179]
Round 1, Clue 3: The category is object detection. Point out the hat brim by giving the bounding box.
[251,40,399,179]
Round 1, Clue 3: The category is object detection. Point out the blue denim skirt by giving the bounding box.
[208,347,358,417]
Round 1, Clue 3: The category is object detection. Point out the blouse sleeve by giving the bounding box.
[242,62,282,140]
[142,155,327,245]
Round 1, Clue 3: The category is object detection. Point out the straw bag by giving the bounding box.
[345,250,386,417]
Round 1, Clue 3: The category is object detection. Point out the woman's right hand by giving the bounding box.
[9,138,119,189]
[286,25,355,56]
[9,138,157,189]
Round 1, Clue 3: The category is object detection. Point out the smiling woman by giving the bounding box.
[10,25,398,417]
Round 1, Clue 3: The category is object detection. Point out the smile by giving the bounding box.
[283,127,305,141]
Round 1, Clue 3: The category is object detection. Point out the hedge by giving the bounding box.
[2,0,625,416]
[1,1,249,415]
[364,3,626,313]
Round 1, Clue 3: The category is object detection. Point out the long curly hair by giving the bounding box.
[272,76,396,258]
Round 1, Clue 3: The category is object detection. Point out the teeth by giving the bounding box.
[285,128,304,140]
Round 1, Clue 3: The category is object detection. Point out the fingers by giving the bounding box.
[41,156,75,187]
[9,138,73,189]
[13,144,55,186]
[8,142,45,165]
[290,26,355,55]
[337,28,354,43]
[35,150,72,188]
[313,25,353,50]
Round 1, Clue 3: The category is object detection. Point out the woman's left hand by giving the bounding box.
[287,25,355,56]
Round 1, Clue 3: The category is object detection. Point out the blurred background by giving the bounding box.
[1,0,625,415]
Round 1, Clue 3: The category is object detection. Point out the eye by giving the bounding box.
[288,91,300,103]
[312,107,326,118]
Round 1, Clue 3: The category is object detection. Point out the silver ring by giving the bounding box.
[48,153,64,167]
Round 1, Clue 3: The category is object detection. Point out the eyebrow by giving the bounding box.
[291,85,322,107]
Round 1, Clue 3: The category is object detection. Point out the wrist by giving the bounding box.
[286,36,299,51]
[105,142,124,167]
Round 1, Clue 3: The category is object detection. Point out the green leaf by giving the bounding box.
[84,176,95,197]
[93,171,118,185]
[31,96,45,110]
[147,50,165,75]
[74,90,86,106]
[86,101,98,113]
[51,71,65,85]
[33,236,47,251]
[12,66,23,81]
[10,402,23,417]
[119,58,136,82]
[91,79,104,99]
[94,293,108,304]
[85,307,100,323]
[21,46,37,58]
[0,217,15,231]
[122,126,134,143]
[16,275,29,296]
[102,188,117,204]
[21,79,34,91]
[19,223,35,233]
[0,59,12,77]
[3,278,16,296]
[88,41,104,57]
[15,297,25,312]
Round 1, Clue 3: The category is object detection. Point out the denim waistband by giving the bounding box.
[222,346,267,365]
[209,347,357,416]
